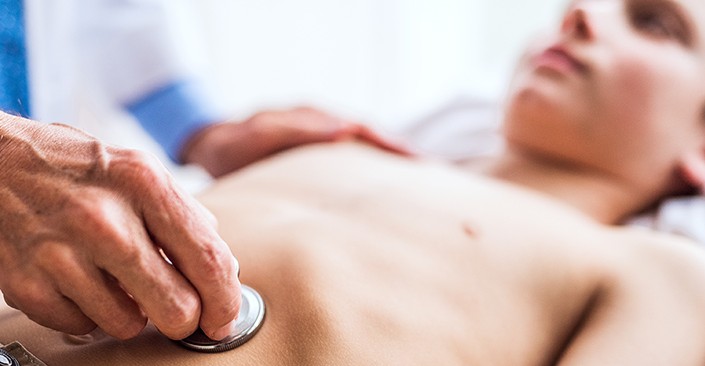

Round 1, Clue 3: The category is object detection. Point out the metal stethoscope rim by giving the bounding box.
[177,284,266,353]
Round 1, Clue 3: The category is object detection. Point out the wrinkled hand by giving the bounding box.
[0,114,240,341]
[182,106,412,177]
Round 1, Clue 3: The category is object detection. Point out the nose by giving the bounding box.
[561,3,594,40]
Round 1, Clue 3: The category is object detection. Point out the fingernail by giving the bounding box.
[211,319,236,340]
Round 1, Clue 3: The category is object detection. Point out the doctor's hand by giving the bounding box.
[181,106,412,177]
[0,113,240,341]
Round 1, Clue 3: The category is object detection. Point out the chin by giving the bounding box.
[502,85,585,158]
[505,84,559,127]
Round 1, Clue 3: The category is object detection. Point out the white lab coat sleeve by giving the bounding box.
[75,0,225,161]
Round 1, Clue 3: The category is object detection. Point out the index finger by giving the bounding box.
[143,178,241,341]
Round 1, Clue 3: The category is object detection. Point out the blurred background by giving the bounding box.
[196,0,566,131]
[33,0,566,190]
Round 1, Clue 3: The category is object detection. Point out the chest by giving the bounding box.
[202,152,610,365]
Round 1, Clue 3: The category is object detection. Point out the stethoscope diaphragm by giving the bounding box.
[177,284,265,353]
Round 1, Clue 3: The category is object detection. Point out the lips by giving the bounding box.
[533,45,588,74]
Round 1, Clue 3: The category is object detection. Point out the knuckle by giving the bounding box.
[110,149,167,187]
[168,298,200,325]
[159,296,200,338]
[65,195,136,251]
[198,244,234,280]
[100,238,146,271]
[66,192,110,225]
[62,200,141,265]
[34,241,77,276]
[112,243,143,269]
[120,148,158,168]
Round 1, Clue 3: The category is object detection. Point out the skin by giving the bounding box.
[181,106,411,177]
[493,0,705,223]
[0,114,241,341]
[0,105,405,341]
[2,143,705,365]
[2,0,705,360]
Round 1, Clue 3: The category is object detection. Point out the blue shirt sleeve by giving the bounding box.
[126,79,223,163]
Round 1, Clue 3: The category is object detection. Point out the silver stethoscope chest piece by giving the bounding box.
[178,285,265,353]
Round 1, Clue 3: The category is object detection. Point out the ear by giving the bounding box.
[678,149,705,192]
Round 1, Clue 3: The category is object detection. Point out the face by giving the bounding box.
[503,0,705,194]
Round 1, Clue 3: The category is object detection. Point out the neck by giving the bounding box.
[479,147,650,225]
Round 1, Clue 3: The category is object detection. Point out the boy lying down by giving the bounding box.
[4,0,705,364]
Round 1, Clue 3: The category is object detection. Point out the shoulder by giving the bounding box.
[605,228,705,290]
[557,228,705,364]
[592,228,705,313]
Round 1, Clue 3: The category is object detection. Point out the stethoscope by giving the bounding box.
[177,263,266,353]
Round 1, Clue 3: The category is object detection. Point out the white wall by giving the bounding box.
[195,0,567,132]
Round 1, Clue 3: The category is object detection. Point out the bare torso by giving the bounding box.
[2,142,705,365]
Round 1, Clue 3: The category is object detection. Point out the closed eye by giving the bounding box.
[627,0,693,46]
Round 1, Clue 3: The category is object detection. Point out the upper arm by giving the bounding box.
[557,235,705,365]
